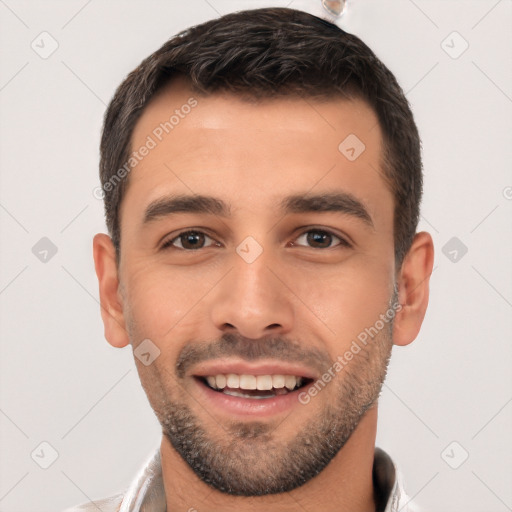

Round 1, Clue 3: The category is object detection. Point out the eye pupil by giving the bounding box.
[182,231,204,249]
[307,231,331,248]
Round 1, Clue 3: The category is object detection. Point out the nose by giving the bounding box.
[209,249,294,340]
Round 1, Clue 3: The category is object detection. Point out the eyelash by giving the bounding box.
[160,228,352,251]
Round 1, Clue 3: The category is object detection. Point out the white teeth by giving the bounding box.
[226,374,239,388]
[272,375,285,389]
[284,375,297,390]
[215,374,227,389]
[204,374,304,391]
[239,374,257,389]
[256,375,273,391]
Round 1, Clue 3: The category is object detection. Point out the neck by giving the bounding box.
[161,406,378,512]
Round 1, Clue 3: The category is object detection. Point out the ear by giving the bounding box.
[393,231,435,346]
[92,233,130,348]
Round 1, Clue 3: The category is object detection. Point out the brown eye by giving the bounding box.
[162,231,215,250]
[294,229,349,249]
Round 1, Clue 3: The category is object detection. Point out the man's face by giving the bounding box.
[116,78,397,495]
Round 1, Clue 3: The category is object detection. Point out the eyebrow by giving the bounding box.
[143,192,374,228]
[280,193,374,228]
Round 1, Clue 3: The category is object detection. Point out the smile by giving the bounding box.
[191,362,317,418]
[202,373,311,399]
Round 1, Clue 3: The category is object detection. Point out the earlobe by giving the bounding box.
[92,233,130,348]
[392,231,435,346]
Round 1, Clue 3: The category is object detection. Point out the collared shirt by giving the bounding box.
[63,446,419,512]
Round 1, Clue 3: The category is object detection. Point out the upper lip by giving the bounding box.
[191,359,318,380]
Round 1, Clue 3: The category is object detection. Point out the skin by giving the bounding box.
[93,76,434,511]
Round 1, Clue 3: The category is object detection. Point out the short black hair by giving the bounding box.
[100,7,422,266]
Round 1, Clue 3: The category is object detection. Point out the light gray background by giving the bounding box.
[0,0,511,510]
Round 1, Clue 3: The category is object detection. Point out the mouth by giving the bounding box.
[191,364,316,418]
[198,373,313,399]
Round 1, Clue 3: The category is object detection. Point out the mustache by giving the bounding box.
[175,333,332,379]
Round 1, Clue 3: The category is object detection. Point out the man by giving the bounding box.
[68,6,434,511]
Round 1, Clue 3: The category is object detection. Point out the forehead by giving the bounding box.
[122,77,390,227]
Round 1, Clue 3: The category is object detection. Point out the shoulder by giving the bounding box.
[61,493,124,512]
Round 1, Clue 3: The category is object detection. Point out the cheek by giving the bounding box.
[292,256,394,343]
[122,261,220,340]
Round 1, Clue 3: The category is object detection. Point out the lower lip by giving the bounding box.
[194,377,307,418]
